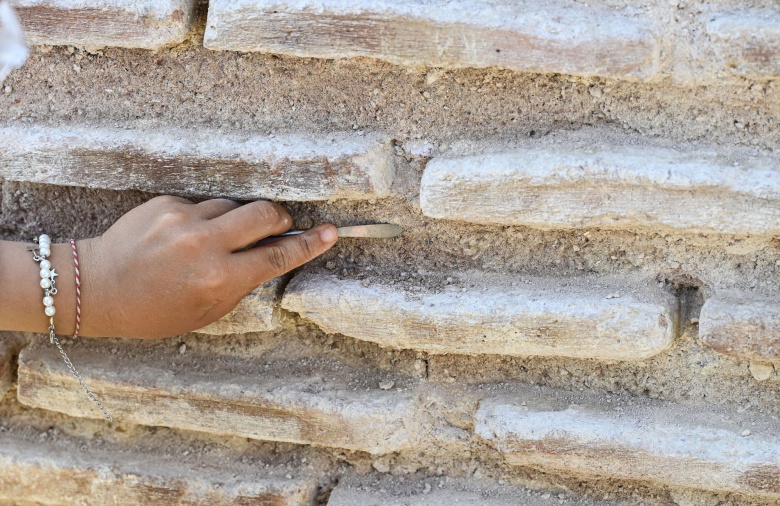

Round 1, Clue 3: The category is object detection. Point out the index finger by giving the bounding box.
[208,200,293,251]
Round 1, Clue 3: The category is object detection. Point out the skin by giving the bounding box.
[0,196,338,339]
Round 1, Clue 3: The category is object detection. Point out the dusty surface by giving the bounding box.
[1,2,779,503]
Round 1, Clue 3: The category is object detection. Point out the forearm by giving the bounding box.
[0,239,78,336]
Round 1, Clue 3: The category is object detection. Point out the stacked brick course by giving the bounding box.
[1,0,779,504]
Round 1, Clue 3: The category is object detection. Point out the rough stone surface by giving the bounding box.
[0,124,395,201]
[11,0,198,50]
[476,396,780,499]
[420,142,780,236]
[0,343,12,400]
[0,426,318,505]
[17,342,422,454]
[705,10,780,80]
[194,278,283,335]
[699,294,780,364]
[203,0,660,81]
[282,271,676,361]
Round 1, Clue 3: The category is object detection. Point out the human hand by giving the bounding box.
[73,196,337,339]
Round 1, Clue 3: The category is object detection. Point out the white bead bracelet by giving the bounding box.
[29,235,112,422]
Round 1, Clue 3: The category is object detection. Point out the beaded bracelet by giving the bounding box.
[29,235,112,421]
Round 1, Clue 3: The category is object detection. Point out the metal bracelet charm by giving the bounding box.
[29,235,112,422]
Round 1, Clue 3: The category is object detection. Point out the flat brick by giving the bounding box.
[420,144,780,236]
[12,0,197,50]
[0,429,317,505]
[705,11,780,80]
[194,279,282,335]
[476,395,780,499]
[17,343,421,454]
[203,0,660,81]
[282,271,676,361]
[699,294,780,364]
[0,124,394,201]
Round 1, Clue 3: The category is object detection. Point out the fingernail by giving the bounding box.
[319,226,338,243]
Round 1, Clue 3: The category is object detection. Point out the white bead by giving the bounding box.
[40,278,51,289]
[38,234,51,245]
[39,247,51,257]
[44,306,56,317]
[43,296,54,307]
[39,259,51,270]
[40,268,51,279]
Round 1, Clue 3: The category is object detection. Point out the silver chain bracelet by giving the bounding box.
[29,235,112,422]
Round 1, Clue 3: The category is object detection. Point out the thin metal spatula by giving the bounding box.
[276,223,403,239]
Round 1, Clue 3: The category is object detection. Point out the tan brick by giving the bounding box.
[282,271,676,361]
[12,0,197,50]
[0,429,317,505]
[699,294,780,364]
[203,0,660,81]
[194,279,282,335]
[476,395,780,498]
[420,144,780,236]
[17,343,421,454]
[0,124,395,201]
[705,11,780,80]
[0,342,12,400]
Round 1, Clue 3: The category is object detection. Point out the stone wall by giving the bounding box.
[0,0,779,504]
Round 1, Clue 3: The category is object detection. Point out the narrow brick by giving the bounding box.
[194,279,282,335]
[203,0,660,81]
[282,271,676,361]
[476,395,780,498]
[705,11,780,80]
[13,0,197,50]
[699,294,780,364]
[17,343,421,454]
[0,342,12,400]
[420,144,780,236]
[0,124,394,201]
[0,429,317,505]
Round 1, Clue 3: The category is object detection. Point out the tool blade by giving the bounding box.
[337,224,403,238]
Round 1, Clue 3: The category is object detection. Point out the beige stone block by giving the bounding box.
[0,124,395,201]
[204,0,660,81]
[700,295,780,364]
[420,144,780,236]
[0,430,317,505]
[194,279,282,335]
[0,342,12,400]
[706,11,780,80]
[282,271,676,361]
[11,0,198,50]
[17,343,421,454]
[476,397,780,498]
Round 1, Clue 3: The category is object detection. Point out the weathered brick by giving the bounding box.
[194,279,282,335]
[0,429,317,505]
[476,395,780,498]
[17,343,422,454]
[420,144,780,236]
[282,271,676,361]
[705,10,780,80]
[203,0,660,81]
[11,0,197,50]
[699,294,780,364]
[0,124,395,201]
[0,342,12,400]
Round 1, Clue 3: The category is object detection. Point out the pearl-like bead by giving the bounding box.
[39,259,51,270]
[39,234,51,244]
[44,306,56,317]
[39,247,51,257]
[43,296,54,307]
[40,268,51,279]
[40,278,51,289]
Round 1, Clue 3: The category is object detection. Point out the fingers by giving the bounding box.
[194,198,241,219]
[208,200,294,251]
[230,224,338,288]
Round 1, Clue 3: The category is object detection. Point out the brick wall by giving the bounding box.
[1,0,779,504]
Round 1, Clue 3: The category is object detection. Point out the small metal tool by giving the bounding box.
[276,223,403,239]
